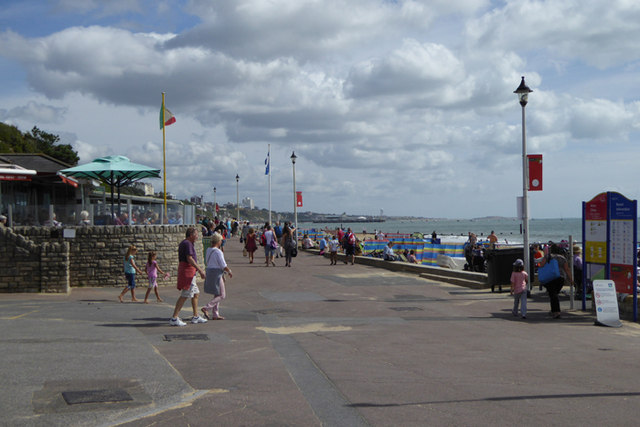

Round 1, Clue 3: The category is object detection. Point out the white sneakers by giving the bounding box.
[191,316,208,324]
[169,315,208,326]
[169,317,186,326]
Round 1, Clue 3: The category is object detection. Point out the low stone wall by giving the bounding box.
[0,226,70,293]
[2,225,202,291]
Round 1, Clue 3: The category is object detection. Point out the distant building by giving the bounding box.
[133,181,154,196]
[242,197,254,209]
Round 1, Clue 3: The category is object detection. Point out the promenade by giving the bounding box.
[2,238,640,426]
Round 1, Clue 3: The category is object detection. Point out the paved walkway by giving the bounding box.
[2,238,640,426]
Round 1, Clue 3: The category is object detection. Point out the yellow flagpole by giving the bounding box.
[162,92,167,218]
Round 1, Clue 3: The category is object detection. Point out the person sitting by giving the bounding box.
[407,250,419,264]
[383,241,397,261]
[302,234,315,249]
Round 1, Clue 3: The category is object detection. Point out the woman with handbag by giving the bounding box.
[281,223,297,267]
[538,243,572,319]
[202,233,232,320]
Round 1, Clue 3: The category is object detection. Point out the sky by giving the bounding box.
[1,0,640,219]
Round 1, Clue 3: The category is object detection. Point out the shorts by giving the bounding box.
[180,276,200,298]
[125,273,136,289]
[148,277,158,288]
[345,244,355,256]
[264,246,275,257]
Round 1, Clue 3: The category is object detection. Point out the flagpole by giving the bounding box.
[268,143,272,225]
[162,92,167,218]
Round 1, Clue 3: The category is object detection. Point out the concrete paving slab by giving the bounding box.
[2,238,640,426]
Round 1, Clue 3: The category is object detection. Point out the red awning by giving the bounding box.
[0,166,37,181]
[57,171,79,188]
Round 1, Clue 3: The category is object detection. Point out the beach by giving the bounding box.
[299,217,585,244]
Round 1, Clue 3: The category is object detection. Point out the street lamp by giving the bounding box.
[290,151,298,241]
[514,76,533,291]
[213,186,216,216]
[235,174,239,221]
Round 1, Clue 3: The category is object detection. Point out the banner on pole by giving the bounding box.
[296,191,303,207]
[527,154,542,191]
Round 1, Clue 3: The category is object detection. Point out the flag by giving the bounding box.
[296,191,303,207]
[159,102,176,129]
[215,203,219,213]
[265,149,270,175]
[527,154,543,191]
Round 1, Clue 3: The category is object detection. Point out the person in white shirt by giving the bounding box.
[383,241,397,261]
[329,236,340,265]
[201,233,232,320]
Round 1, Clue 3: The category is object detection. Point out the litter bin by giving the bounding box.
[485,248,527,292]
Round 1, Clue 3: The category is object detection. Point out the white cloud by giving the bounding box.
[0,0,639,218]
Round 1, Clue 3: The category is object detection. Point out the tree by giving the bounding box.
[27,126,79,165]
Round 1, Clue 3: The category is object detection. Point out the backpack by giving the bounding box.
[348,233,356,245]
[260,233,266,246]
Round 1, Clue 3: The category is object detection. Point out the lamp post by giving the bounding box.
[235,174,239,221]
[514,76,533,291]
[291,152,298,241]
[213,186,216,215]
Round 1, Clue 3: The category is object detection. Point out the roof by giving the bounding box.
[0,153,72,174]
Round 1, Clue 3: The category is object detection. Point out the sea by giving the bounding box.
[299,217,586,244]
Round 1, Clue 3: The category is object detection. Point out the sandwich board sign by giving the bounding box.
[593,280,622,327]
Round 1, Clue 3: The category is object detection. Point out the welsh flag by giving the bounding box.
[159,102,176,129]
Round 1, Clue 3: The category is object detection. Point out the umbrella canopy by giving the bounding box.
[60,156,161,219]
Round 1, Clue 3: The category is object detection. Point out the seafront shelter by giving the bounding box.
[0,153,193,226]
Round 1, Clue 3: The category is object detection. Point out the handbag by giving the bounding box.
[243,248,248,257]
[291,246,298,257]
[538,256,561,284]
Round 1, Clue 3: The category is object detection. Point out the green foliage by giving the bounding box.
[0,122,79,166]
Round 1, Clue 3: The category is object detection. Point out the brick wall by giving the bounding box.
[1,225,203,292]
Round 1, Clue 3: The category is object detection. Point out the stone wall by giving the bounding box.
[2,225,203,291]
[0,226,70,293]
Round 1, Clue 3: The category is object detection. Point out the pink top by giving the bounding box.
[510,271,528,294]
[146,260,158,279]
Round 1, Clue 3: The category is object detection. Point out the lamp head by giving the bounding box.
[290,151,297,164]
[514,76,532,106]
[235,174,239,182]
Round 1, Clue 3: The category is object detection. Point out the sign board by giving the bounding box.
[592,280,622,327]
[582,192,637,321]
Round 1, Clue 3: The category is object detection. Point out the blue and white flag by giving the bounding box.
[265,149,270,175]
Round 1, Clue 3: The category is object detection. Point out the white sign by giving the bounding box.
[593,280,622,328]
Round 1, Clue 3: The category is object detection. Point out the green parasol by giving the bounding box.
[60,155,161,219]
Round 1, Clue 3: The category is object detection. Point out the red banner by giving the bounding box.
[527,154,542,191]
[296,191,303,207]
[0,174,31,181]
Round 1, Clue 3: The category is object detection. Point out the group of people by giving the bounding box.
[510,242,578,320]
[118,226,231,326]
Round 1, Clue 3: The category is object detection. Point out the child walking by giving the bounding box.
[119,245,144,302]
[510,259,528,319]
[144,251,169,303]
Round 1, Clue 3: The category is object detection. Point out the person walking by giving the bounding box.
[244,227,258,264]
[169,227,208,326]
[343,228,356,265]
[143,251,169,303]
[282,223,297,267]
[118,245,144,302]
[201,233,232,320]
[329,235,340,265]
[263,224,277,267]
[538,243,573,319]
[510,259,528,319]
